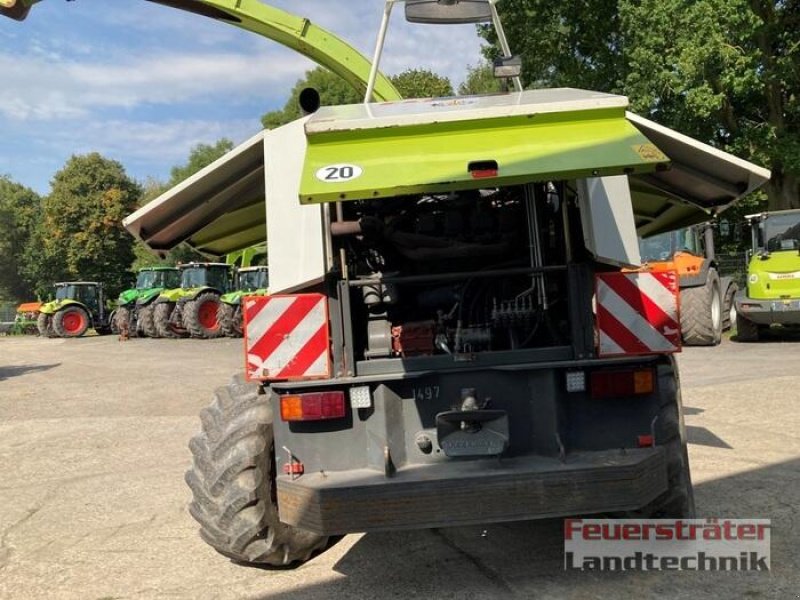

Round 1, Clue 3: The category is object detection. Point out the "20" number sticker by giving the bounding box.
[315,164,363,183]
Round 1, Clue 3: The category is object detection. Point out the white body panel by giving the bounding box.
[264,119,326,293]
[578,176,641,268]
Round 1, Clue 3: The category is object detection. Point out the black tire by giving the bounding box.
[184,292,224,339]
[109,309,120,335]
[633,362,696,518]
[139,304,158,338]
[154,302,179,338]
[37,312,53,338]
[721,281,738,331]
[115,306,134,337]
[218,303,242,338]
[680,269,723,346]
[185,376,329,566]
[735,311,760,342]
[53,306,90,338]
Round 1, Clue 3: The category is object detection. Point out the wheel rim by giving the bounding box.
[711,287,722,332]
[730,304,737,328]
[198,300,219,331]
[63,311,86,334]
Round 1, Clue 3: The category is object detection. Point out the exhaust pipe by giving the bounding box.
[299,87,321,116]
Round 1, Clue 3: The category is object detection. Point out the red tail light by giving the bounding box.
[280,391,346,422]
[590,369,655,399]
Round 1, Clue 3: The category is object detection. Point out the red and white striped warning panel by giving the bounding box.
[243,294,331,381]
[595,271,681,357]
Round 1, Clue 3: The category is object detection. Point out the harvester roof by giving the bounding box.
[124,90,770,258]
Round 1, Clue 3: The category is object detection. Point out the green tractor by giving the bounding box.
[114,267,181,337]
[37,282,112,338]
[152,263,232,339]
[734,209,800,341]
[218,266,269,338]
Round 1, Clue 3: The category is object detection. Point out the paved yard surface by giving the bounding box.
[0,334,797,599]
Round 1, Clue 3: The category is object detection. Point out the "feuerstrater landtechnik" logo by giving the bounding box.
[564,518,770,571]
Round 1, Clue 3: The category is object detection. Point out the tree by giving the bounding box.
[390,69,453,98]
[0,176,41,300]
[483,0,623,92]
[261,67,454,129]
[458,62,502,96]
[31,153,142,297]
[621,0,798,210]
[487,0,798,210]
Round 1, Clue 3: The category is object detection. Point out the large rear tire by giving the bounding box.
[115,306,134,337]
[139,304,158,338]
[735,311,760,342]
[185,377,329,566]
[218,303,242,338]
[680,269,723,346]
[721,281,738,331]
[630,362,695,518]
[109,309,120,335]
[53,306,90,338]
[184,292,223,339]
[37,312,53,338]
[154,302,179,338]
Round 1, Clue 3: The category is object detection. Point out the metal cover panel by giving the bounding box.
[264,118,327,294]
[300,107,665,204]
[578,176,641,268]
[123,130,266,257]
[627,112,771,236]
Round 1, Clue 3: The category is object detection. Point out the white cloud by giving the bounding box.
[0,49,310,121]
[55,117,261,166]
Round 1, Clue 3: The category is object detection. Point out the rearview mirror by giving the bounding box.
[493,55,522,79]
[405,0,493,24]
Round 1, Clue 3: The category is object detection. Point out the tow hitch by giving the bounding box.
[436,388,509,457]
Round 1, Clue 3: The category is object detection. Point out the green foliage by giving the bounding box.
[484,0,622,91]
[490,0,799,212]
[620,0,798,210]
[389,69,453,99]
[27,153,142,298]
[458,62,502,96]
[0,176,41,301]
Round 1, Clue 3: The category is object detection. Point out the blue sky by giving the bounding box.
[0,0,485,194]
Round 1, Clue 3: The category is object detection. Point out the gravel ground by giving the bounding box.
[0,334,797,599]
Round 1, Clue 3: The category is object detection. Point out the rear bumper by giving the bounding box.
[735,294,800,325]
[277,447,667,535]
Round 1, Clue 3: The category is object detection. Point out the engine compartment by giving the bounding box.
[333,183,576,360]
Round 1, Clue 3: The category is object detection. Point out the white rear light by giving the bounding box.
[566,371,586,393]
[349,386,372,409]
